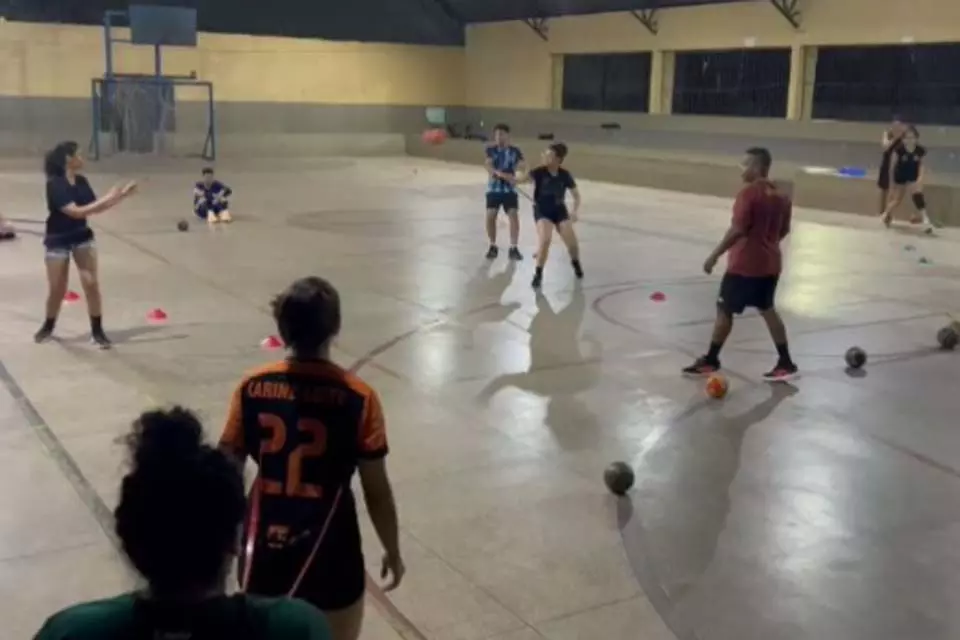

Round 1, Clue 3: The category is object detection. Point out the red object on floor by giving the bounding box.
[146,308,168,322]
[421,128,447,146]
[650,291,666,302]
[260,335,284,350]
[63,291,80,303]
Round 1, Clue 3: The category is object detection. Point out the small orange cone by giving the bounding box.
[260,335,284,350]
[63,291,80,303]
[650,291,666,302]
[146,308,168,323]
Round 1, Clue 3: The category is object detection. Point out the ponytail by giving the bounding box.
[44,141,79,179]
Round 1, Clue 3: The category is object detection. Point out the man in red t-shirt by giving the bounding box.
[683,147,798,382]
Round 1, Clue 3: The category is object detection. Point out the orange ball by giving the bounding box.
[422,128,447,146]
[705,374,728,399]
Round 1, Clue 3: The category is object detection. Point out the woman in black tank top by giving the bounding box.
[880,125,934,234]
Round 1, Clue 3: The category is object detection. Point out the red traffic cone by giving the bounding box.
[63,290,80,303]
[260,335,284,350]
[650,291,666,302]
[146,308,168,323]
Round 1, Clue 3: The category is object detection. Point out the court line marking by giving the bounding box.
[0,361,122,551]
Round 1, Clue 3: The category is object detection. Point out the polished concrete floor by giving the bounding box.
[1,156,959,640]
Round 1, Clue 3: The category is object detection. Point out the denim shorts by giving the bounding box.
[44,229,96,261]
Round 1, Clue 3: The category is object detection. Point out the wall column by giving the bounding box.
[649,50,663,114]
[787,44,818,120]
[649,50,674,115]
[551,55,564,110]
[801,46,819,120]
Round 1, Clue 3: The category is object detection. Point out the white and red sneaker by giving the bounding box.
[762,362,799,383]
[682,357,721,378]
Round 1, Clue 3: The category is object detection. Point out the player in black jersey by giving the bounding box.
[517,143,583,289]
[880,125,934,234]
[220,277,403,640]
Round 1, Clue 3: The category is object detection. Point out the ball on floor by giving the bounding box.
[604,462,634,496]
[937,326,958,350]
[177,220,189,232]
[706,374,728,399]
[845,346,867,369]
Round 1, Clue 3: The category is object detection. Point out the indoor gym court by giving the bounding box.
[0,154,958,640]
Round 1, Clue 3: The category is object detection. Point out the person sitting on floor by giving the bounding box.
[194,167,233,225]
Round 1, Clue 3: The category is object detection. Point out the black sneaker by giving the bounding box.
[531,271,543,289]
[34,325,54,344]
[508,247,523,261]
[762,361,799,383]
[0,230,15,241]
[572,260,584,279]
[91,331,113,350]
[682,357,720,377]
[485,245,499,260]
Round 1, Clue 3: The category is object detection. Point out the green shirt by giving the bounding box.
[35,592,332,640]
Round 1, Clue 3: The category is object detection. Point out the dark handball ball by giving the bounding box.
[177,220,189,232]
[937,326,958,351]
[603,461,635,496]
[844,346,867,369]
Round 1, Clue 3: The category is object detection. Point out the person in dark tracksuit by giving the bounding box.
[195,167,233,225]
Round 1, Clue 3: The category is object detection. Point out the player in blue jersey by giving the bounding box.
[484,124,525,260]
[194,167,233,225]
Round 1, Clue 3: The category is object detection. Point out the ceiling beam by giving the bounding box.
[770,0,801,29]
[523,17,549,41]
[629,9,658,35]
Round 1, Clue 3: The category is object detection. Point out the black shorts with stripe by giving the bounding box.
[241,493,366,611]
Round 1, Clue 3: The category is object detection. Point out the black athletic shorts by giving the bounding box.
[486,192,519,212]
[718,273,779,315]
[893,166,919,186]
[533,205,569,225]
[241,501,366,611]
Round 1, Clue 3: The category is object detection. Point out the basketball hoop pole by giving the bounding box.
[103,11,165,80]
[92,7,212,161]
[103,10,127,79]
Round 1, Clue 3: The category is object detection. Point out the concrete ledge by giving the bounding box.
[92,133,407,160]
[204,133,407,158]
[406,136,960,227]
[792,172,959,225]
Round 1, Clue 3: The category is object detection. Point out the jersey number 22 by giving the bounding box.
[257,413,328,498]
